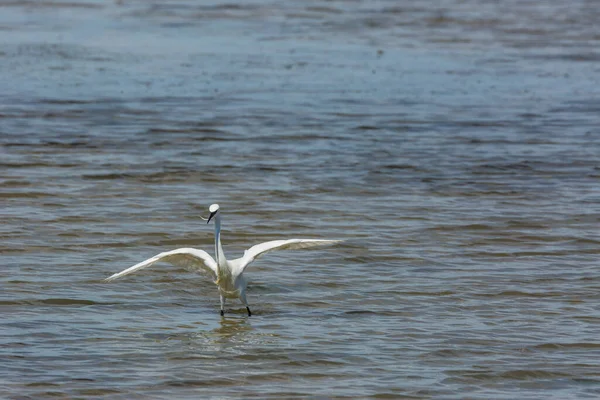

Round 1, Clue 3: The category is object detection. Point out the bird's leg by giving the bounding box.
[220,294,225,316]
[240,293,251,317]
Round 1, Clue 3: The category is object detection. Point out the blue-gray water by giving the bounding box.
[2,1,600,399]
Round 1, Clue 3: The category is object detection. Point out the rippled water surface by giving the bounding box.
[2,1,600,399]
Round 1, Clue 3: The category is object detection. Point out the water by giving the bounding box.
[2,1,600,398]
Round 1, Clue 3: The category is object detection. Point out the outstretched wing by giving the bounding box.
[236,239,342,274]
[105,248,218,282]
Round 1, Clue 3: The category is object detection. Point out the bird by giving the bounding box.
[105,204,341,316]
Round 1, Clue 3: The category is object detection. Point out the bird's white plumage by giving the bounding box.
[237,239,340,274]
[105,248,218,282]
[105,204,342,316]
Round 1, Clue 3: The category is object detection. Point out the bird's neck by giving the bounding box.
[214,215,226,266]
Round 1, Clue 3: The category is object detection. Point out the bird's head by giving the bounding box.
[207,203,220,224]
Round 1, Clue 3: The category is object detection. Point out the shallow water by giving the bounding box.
[2,1,600,399]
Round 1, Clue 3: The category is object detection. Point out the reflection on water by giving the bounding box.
[211,317,253,340]
[2,0,600,399]
[143,317,257,348]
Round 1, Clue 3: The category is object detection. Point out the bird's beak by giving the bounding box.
[207,212,216,224]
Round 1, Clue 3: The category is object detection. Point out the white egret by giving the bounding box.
[105,204,341,316]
